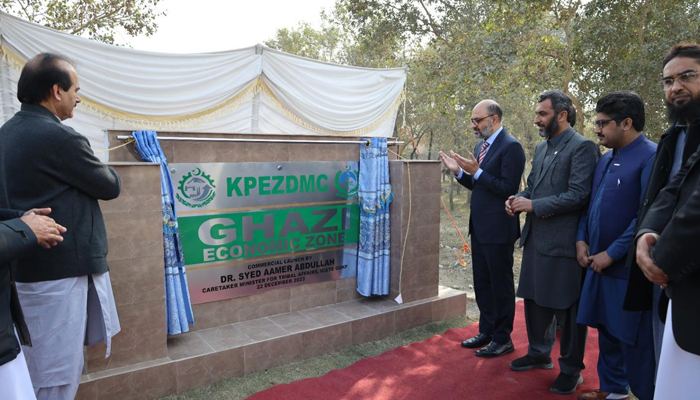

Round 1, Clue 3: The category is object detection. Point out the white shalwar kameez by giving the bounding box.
[653,300,700,400]
[16,272,120,400]
[0,327,37,400]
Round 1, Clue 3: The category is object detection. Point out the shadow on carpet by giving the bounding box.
[247,301,599,400]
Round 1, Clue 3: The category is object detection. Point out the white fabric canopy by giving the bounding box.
[0,12,405,159]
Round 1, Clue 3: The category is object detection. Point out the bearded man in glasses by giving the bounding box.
[439,100,526,359]
[623,43,700,400]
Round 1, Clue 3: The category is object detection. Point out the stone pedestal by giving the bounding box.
[73,133,466,400]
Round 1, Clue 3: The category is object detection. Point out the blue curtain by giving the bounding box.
[133,130,195,335]
[357,138,394,296]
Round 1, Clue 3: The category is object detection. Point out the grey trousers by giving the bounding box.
[523,298,588,376]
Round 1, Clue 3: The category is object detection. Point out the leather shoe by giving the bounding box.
[578,390,629,400]
[550,372,583,395]
[461,333,492,348]
[475,340,514,358]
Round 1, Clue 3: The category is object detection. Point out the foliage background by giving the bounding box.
[3,0,700,181]
[265,0,700,164]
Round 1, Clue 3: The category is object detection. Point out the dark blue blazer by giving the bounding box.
[457,128,526,245]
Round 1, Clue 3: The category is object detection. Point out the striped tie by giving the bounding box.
[478,142,490,164]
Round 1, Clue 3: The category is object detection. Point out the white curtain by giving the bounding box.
[0,12,406,159]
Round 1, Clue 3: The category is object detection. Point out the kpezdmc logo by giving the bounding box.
[335,165,359,198]
[177,168,216,208]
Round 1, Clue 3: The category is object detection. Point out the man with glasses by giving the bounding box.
[506,90,598,395]
[439,100,525,358]
[624,43,700,399]
[575,92,656,400]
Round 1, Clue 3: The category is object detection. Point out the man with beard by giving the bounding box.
[506,90,598,395]
[576,92,656,400]
[439,100,525,358]
[623,43,700,398]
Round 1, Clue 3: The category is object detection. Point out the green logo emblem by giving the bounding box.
[335,165,359,198]
[177,168,216,208]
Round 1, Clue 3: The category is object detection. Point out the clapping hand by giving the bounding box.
[439,151,460,174]
[451,151,480,175]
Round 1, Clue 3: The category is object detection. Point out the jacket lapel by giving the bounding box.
[481,129,506,167]
[534,128,575,189]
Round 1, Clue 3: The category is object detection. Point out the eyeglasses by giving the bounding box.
[594,118,616,129]
[662,70,699,90]
[470,115,494,125]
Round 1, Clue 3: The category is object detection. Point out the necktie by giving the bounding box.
[478,142,490,164]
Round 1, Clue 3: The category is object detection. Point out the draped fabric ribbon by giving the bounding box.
[357,138,394,296]
[132,130,195,335]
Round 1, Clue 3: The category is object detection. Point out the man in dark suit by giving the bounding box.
[506,90,599,395]
[629,43,700,399]
[0,208,65,399]
[624,43,700,371]
[439,100,526,358]
[0,53,121,400]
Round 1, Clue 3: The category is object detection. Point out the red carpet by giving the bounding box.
[248,301,600,400]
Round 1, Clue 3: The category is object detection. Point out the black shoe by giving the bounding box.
[550,372,583,395]
[509,355,554,371]
[475,340,514,358]
[461,333,492,349]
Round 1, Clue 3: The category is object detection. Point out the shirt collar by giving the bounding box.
[616,133,646,155]
[547,128,568,147]
[21,103,61,122]
[485,127,503,145]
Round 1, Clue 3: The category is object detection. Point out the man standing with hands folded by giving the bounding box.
[506,90,598,395]
[575,91,657,400]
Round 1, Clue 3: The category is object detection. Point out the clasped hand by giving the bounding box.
[505,195,533,216]
[20,208,67,249]
[636,232,669,288]
[575,241,613,272]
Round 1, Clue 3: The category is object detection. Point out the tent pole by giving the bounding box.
[115,135,403,146]
[251,44,264,134]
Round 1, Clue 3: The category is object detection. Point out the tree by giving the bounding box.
[573,0,700,139]
[267,0,700,156]
[265,22,343,63]
[0,0,165,44]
